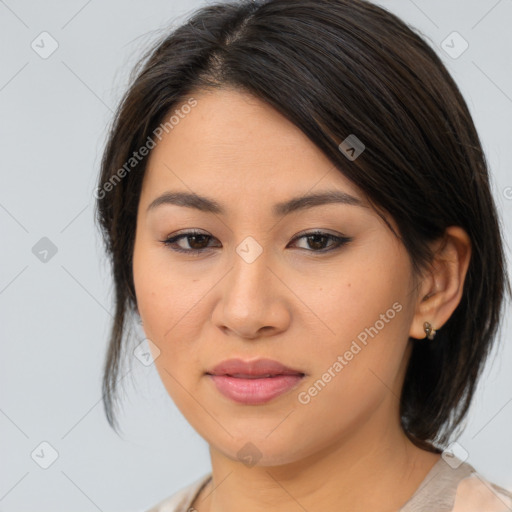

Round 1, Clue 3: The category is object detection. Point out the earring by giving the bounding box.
[423,321,436,340]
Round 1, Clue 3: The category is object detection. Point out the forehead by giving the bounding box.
[141,87,364,204]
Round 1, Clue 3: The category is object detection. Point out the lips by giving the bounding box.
[206,358,305,378]
[206,358,305,405]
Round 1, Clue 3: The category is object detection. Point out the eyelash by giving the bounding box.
[160,230,353,255]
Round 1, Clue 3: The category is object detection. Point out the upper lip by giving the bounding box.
[207,358,305,378]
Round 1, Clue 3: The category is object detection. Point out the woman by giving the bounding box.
[95,0,512,510]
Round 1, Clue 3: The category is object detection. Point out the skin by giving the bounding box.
[132,87,472,512]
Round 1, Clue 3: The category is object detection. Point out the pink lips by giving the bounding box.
[206,358,305,405]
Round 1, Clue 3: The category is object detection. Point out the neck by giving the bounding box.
[193,409,441,512]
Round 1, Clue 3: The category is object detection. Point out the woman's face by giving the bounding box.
[133,87,423,466]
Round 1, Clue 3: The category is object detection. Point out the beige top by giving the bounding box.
[144,457,512,512]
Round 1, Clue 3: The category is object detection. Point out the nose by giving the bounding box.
[210,240,291,340]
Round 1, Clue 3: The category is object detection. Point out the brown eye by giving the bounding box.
[184,234,211,250]
[161,230,352,255]
[161,230,219,254]
[289,231,353,253]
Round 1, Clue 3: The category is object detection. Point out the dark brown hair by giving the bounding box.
[95,0,510,450]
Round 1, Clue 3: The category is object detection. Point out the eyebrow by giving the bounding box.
[146,189,366,216]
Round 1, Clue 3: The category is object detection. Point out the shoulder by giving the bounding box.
[401,457,512,512]
[451,471,512,512]
[143,473,212,512]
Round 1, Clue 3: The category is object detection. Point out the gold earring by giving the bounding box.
[423,321,436,340]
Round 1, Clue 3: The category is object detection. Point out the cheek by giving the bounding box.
[133,237,187,338]
[295,299,411,448]
[135,272,203,357]
[134,266,207,410]
[132,242,211,386]
[317,253,408,343]
[307,251,414,398]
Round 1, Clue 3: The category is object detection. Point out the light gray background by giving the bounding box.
[1,1,511,511]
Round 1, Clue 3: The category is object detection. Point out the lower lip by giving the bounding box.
[208,374,304,404]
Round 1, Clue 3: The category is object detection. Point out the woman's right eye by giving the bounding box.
[161,230,219,255]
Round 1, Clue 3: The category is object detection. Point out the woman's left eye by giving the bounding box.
[160,230,352,255]
[290,231,353,252]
